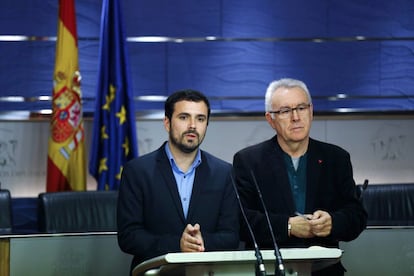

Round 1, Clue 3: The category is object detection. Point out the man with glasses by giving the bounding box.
[233,78,367,275]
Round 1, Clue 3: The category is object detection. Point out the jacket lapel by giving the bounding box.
[264,137,297,213]
[156,146,186,222]
[305,139,322,212]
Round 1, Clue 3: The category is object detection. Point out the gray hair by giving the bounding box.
[265,78,312,112]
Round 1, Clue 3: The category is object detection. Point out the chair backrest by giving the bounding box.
[38,191,118,233]
[0,189,13,234]
[359,183,414,226]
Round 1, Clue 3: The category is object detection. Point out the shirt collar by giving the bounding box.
[164,142,202,173]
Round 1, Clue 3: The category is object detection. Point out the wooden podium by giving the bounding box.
[133,247,342,276]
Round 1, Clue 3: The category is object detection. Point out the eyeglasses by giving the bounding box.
[269,103,311,119]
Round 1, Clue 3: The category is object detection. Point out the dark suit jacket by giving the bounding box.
[117,142,240,271]
[233,135,367,250]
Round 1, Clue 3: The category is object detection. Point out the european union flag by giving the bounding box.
[89,0,138,190]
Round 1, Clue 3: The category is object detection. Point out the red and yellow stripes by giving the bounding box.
[46,0,86,192]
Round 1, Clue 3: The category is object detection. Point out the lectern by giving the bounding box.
[133,247,342,276]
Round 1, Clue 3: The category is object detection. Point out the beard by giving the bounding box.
[169,129,204,154]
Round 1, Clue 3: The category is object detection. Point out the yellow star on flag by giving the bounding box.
[102,84,116,110]
[116,105,126,124]
[98,158,108,173]
[100,125,109,139]
[115,166,123,180]
[122,137,130,156]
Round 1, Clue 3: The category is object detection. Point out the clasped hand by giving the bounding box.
[180,223,205,252]
[289,210,332,238]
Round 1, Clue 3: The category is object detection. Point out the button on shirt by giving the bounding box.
[165,143,202,218]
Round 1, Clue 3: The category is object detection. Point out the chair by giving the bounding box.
[37,191,118,233]
[0,189,13,234]
[358,183,414,226]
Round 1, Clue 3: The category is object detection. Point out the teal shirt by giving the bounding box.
[283,152,307,214]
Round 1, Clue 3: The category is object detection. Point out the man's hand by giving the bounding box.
[180,223,205,252]
[289,210,332,238]
[309,210,332,237]
[288,215,315,238]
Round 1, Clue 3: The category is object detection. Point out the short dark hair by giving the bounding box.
[164,89,211,122]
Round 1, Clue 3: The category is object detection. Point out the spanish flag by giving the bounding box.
[46,0,86,192]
